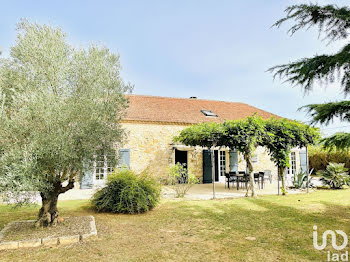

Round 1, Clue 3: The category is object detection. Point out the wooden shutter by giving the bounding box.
[119,149,130,168]
[299,149,307,173]
[80,161,94,189]
[203,150,212,183]
[229,150,238,172]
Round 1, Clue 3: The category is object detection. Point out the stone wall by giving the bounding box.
[120,121,301,183]
[237,147,278,180]
[121,121,204,180]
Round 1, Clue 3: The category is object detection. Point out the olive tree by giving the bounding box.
[0,20,131,227]
[262,118,319,195]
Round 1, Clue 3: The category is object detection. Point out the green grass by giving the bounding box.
[1,190,350,261]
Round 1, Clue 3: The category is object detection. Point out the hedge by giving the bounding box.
[308,146,350,172]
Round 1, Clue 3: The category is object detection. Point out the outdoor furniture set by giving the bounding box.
[225,170,272,190]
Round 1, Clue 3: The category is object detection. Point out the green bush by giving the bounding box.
[91,169,161,214]
[317,162,350,189]
[309,146,350,172]
[167,163,199,198]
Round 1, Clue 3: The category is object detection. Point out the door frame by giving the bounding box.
[174,149,188,168]
[218,150,226,183]
[203,149,226,183]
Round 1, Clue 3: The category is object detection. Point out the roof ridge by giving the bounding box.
[126,93,248,105]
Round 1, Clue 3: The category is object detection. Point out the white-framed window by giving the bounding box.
[288,152,296,175]
[94,150,116,180]
[95,154,105,180]
[219,150,226,176]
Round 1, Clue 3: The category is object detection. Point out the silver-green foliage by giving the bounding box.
[0,19,131,204]
[92,169,161,214]
[293,169,313,189]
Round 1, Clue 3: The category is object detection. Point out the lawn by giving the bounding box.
[1,190,350,262]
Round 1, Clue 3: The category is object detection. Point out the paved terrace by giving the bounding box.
[0,182,308,204]
[162,182,306,200]
[57,181,306,201]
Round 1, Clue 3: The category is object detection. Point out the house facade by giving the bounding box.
[81,95,308,188]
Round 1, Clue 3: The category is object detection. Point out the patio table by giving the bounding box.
[226,171,265,190]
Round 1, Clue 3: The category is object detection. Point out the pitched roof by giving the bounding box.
[124,94,280,124]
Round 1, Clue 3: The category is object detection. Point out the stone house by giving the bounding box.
[81,95,308,188]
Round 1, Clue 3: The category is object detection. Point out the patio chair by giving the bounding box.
[259,171,265,189]
[225,173,231,189]
[236,171,247,190]
[225,172,238,189]
[254,173,261,189]
[263,170,272,187]
[239,171,251,189]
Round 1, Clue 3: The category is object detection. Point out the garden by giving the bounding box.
[1,190,350,262]
[1,2,350,261]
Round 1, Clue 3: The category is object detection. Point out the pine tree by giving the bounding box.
[269,4,350,150]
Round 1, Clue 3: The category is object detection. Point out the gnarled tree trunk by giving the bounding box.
[36,192,60,227]
[278,166,286,195]
[35,179,75,227]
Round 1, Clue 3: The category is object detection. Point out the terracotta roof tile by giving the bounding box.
[124,95,280,124]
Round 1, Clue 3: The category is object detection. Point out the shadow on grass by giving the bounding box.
[163,196,350,261]
[1,193,350,262]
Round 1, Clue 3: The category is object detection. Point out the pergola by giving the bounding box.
[174,116,319,198]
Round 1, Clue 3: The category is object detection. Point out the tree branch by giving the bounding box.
[273,4,350,42]
[301,101,350,125]
[268,43,350,94]
[59,178,75,194]
[322,132,350,151]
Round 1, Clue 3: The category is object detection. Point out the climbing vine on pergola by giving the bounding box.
[174,115,319,197]
[262,118,320,195]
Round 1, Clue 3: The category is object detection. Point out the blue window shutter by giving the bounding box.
[119,149,130,168]
[229,150,238,172]
[81,161,94,189]
[299,149,307,173]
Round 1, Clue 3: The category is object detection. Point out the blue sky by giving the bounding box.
[1,0,349,135]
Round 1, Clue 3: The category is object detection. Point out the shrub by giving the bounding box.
[167,163,199,198]
[309,146,350,172]
[91,169,161,214]
[317,162,350,189]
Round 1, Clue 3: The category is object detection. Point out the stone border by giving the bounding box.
[0,215,97,250]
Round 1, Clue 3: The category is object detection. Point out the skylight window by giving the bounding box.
[201,110,217,117]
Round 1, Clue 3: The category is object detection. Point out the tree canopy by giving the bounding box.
[269,3,350,151]
[173,122,224,148]
[262,118,319,194]
[221,116,265,197]
[0,20,131,226]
